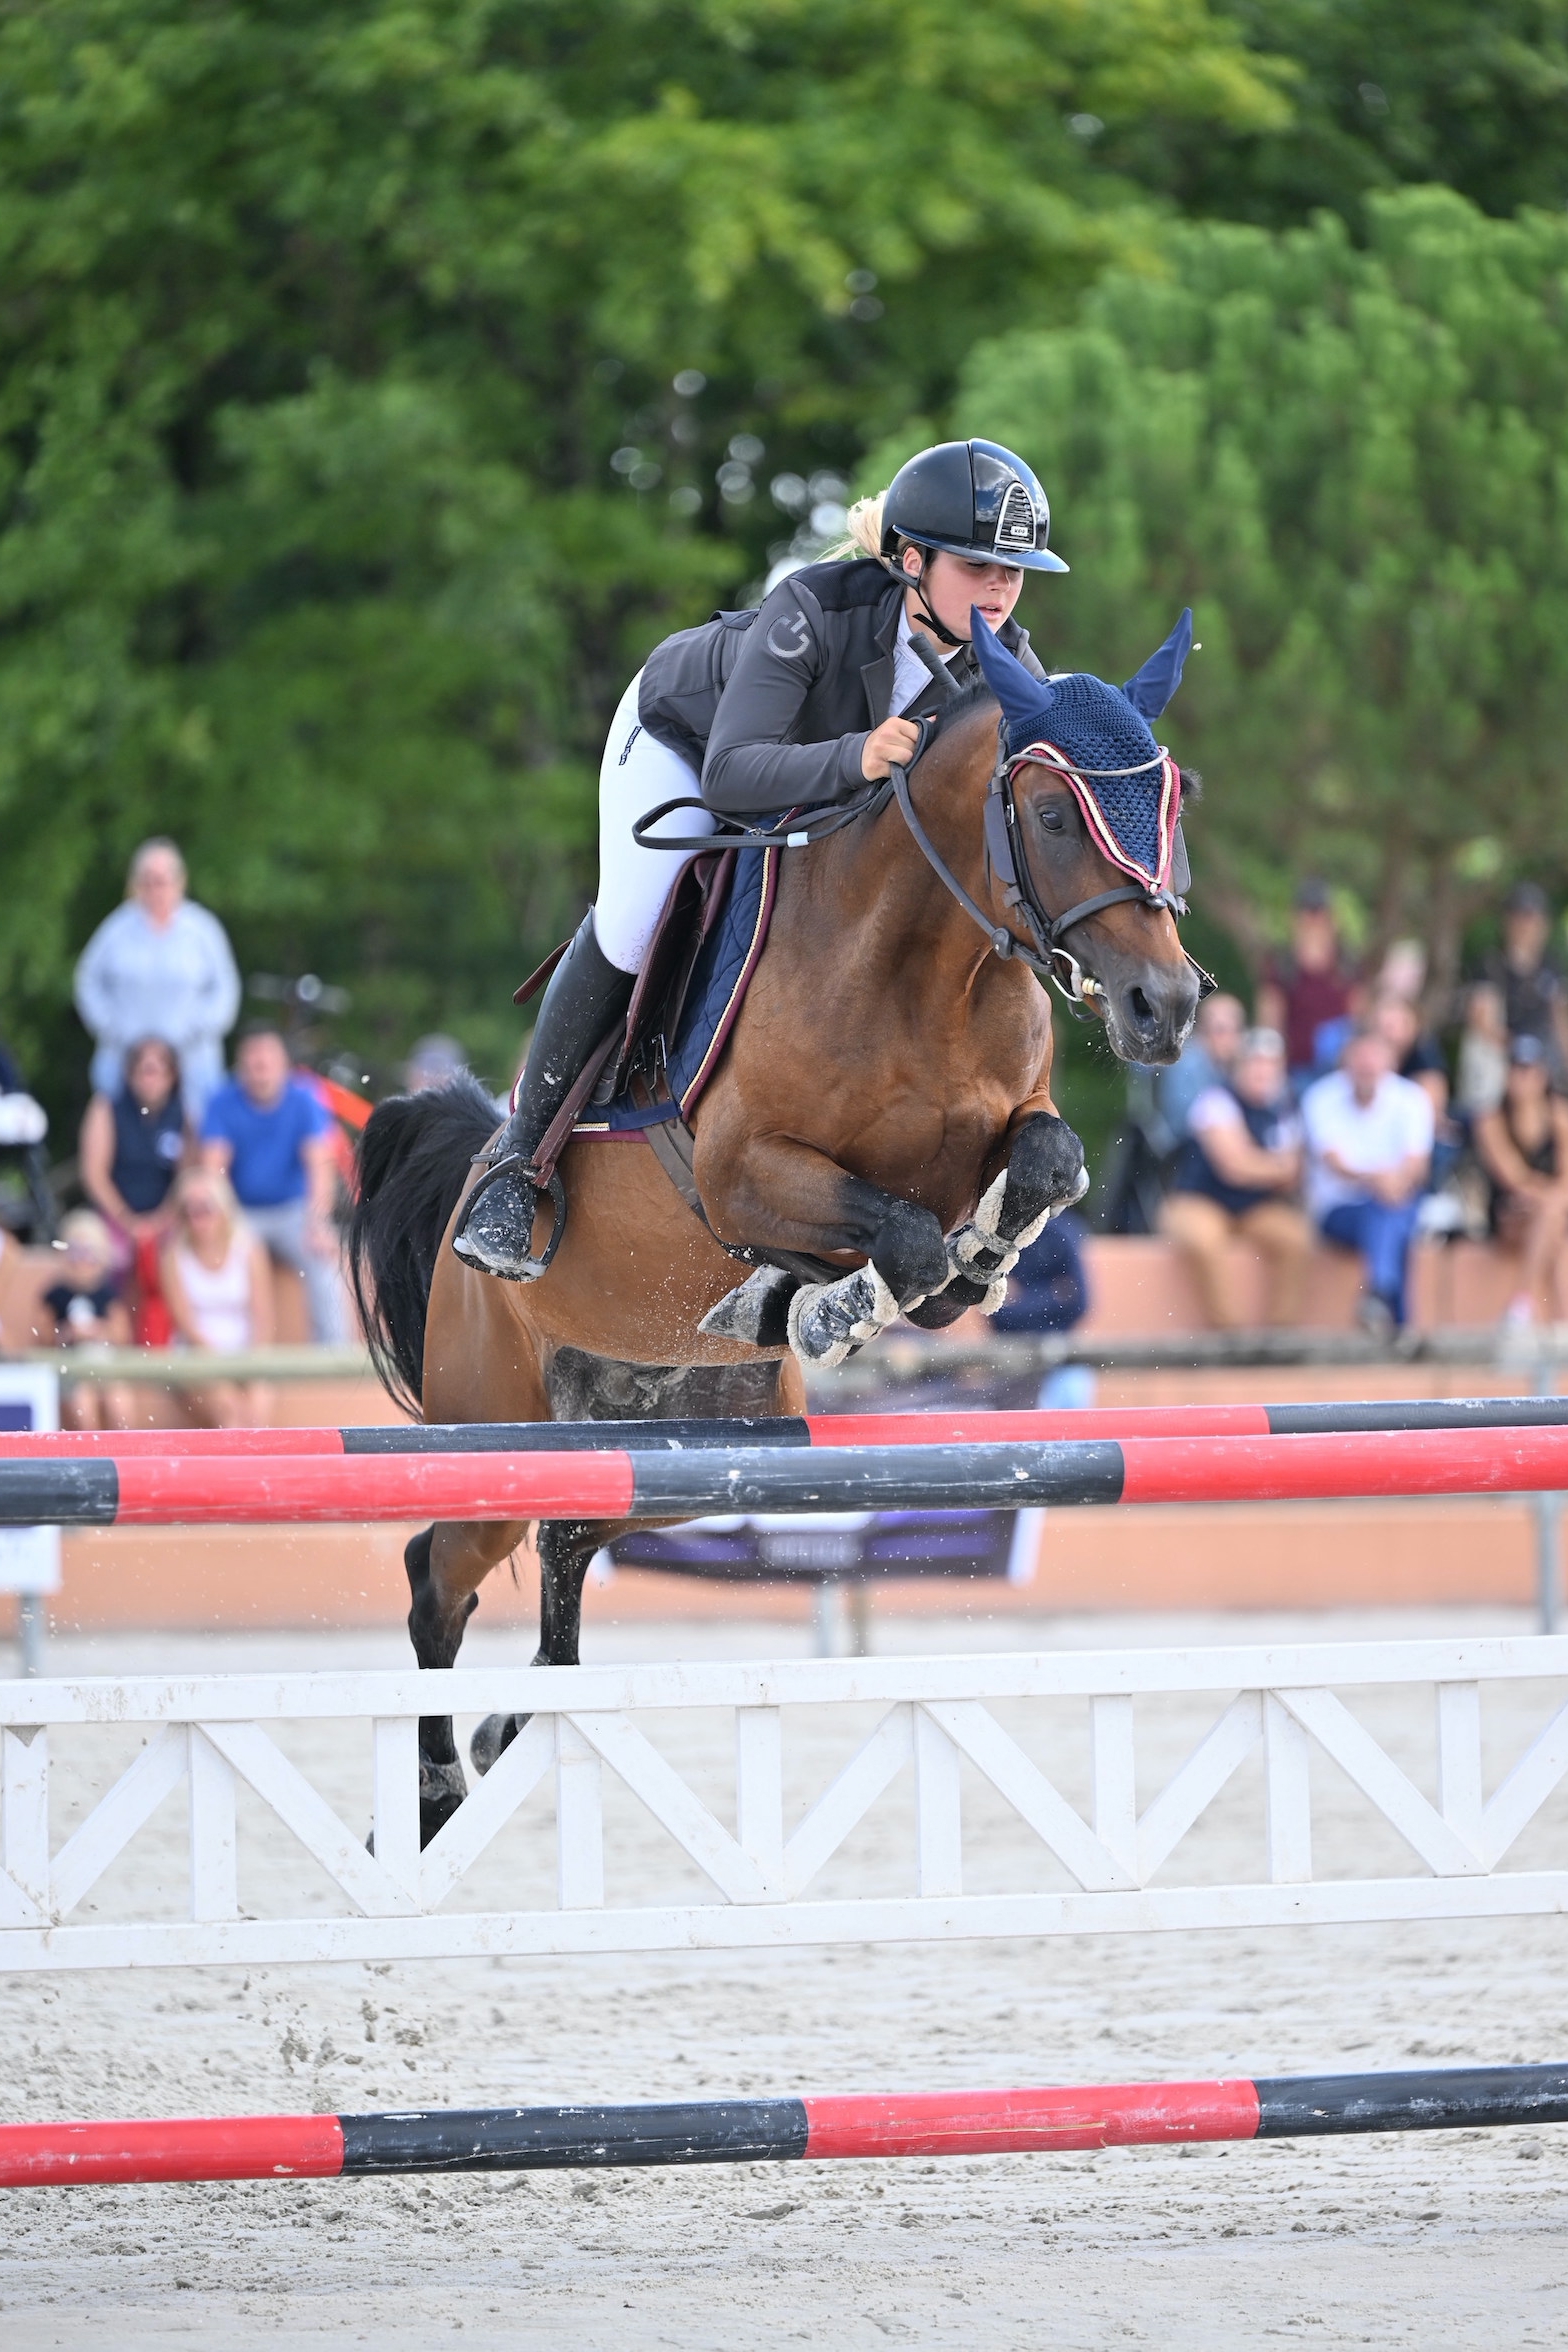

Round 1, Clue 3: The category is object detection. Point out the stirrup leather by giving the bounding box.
[455,1147,568,1282]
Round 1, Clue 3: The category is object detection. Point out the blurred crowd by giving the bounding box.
[1108,878,1568,1334]
[0,837,479,1428]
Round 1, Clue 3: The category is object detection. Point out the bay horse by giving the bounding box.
[349,615,1202,1841]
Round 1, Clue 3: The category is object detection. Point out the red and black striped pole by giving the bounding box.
[6,1394,1568,1459]
[6,1425,1568,1525]
[3,2066,1565,2187]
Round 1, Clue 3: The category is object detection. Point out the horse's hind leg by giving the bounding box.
[407,1515,528,1845]
[471,1517,602,1775]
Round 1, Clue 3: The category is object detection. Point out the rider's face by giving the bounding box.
[902,546,1024,642]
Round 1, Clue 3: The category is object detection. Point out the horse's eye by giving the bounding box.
[1039,805,1066,834]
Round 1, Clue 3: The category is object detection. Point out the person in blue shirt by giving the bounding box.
[200,1025,348,1343]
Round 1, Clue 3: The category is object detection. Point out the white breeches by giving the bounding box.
[592,670,719,975]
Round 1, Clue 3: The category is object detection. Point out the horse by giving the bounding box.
[348,613,1203,1842]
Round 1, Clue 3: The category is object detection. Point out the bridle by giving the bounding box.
[632,712,1214,1011]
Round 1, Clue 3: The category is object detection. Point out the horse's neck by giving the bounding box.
[813,734,1000,995]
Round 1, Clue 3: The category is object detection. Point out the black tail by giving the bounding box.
[347,1076,500,1416]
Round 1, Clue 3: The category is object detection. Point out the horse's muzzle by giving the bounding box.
[1101,961,1200,1066]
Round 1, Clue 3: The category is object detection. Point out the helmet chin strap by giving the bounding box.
[890,548,968,650]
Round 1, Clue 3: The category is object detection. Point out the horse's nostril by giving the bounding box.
[1127,986,1156,1030]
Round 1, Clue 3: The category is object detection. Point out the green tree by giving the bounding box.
[936,185,1568,991]
[1111,1,1568,227]
[0,0,1286,1117]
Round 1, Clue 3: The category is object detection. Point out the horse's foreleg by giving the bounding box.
[910,1108,1087,1326]
[407,1516,527,1845]
[470,1517,604,1777]
[701,1135,950,1371]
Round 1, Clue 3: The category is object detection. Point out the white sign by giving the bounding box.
[0,1364,60,1595]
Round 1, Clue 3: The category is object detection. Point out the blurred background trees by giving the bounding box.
[2,0,1567,1123]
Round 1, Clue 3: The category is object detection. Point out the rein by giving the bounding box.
[631,714,1213,1010]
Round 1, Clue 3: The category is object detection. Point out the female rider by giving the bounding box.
[454,438,1069,1279]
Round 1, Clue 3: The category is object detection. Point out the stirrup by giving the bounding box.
[452,1150,568,1282]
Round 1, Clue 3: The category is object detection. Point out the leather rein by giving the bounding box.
[632,714,1211,1011]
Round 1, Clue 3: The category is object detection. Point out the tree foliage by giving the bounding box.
[0,0,1285,1108]
[943,186,1568,986]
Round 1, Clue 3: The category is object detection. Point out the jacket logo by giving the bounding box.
[766,612,812,660]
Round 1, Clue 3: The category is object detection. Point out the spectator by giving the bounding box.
[1484,882,1568,1075]
[1473,1035,1568,1328]
[160,1168,274,1428]
[79,1035,191,1345]
[1257,879,1358,1085]
[200,1024,348,1343]
[0,1032,52,1243]
[1160,1027,1312,1329]
[405,1034,469,1093]
[1455,982,1510,1118]
[1369,990,1448,1119]
[1303,1029,1434,1334]
[1153,991,1246,1148]
[73,838,241,1117]
[42,1209,136,1432]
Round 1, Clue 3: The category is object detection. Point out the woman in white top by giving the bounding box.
[160,1167,274,1428]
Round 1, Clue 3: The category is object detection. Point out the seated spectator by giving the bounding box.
[1484,881,1568,1078]
[160,1168,274,1428]
[73,838,241,1118]
[1473,1035,1568,1328]
[78,1036,190,1342]
[42,1209,136,1432]
[1257,879,1358,1086]
[200,1024,349,1344]
[1369,990,1448,1118]
[1303,1028,1434,1334]
[1160,1027,1312,1329]
[1152,991,1245,1150]
[1455,982,1509,1119]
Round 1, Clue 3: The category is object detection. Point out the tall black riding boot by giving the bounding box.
[451,916,633,1281]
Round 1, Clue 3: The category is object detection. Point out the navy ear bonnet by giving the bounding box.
[971,609,1193,895]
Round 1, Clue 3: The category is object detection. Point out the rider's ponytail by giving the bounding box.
[833,492,886,561]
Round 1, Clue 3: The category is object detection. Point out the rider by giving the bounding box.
[453,438,1069,1279]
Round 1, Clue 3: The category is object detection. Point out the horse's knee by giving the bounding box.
[405,1524,478,1672]
[998,1112,1087,1236]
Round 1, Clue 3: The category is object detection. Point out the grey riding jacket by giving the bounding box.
[636,557,1046,817]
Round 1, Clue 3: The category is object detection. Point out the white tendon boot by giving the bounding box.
[786,1265,906,1372]
[938,1165,1090,1314]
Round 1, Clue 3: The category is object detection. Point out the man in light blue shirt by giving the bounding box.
[201,1026,347,1344]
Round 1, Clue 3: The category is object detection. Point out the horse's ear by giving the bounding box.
[970,608,1056,734]
[1122,609,1194,719]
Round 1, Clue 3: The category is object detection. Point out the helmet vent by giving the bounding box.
[994,480,1038,554]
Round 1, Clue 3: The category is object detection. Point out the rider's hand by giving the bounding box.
[861,717,922,782]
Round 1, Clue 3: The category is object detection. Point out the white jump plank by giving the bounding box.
[555,1717,604,1911]
[735,1706,785,1896]
[924,1700,1132,1893]
[568,1711,766,1905]
[913,1706,963,1898]
[419,1714,555,1910]
[187,1728,238,1922]
[51,1725,188,1919]
[1481,1695,1568,1867]
[1091,1694,1137,1880]
[784,1704,912,1900]
[370,1717,422,1903]
[0,1725,48,1927]
[1264,1693,1313,1885]
[1137,1692,1262,1884]
[1282,1686,1484,1877]
[202,1720,419,1917]
[1436,1682,1484,1852]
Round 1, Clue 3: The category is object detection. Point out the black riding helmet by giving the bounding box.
[880,439,1069,576]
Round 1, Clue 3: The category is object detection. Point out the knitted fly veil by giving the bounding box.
[970,608,1194,897]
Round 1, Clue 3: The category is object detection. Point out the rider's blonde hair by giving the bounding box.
[836,492,887,561]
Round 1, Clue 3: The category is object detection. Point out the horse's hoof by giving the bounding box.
[786,1266,901,1371]
[699,1264,797,1348]
[471,1711,524,1776]
[417,1756,468,1848]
